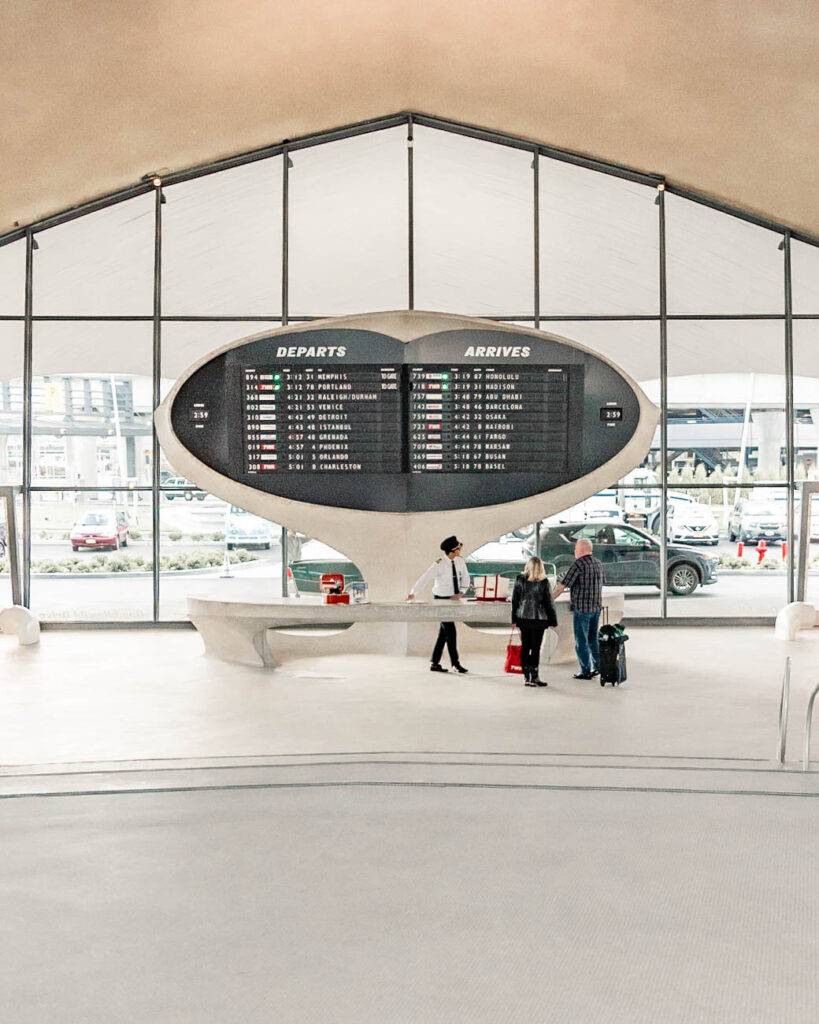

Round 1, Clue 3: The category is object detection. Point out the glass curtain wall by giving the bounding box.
[0,114,816,622]
[157,156,285,620]
[28,194,155,621]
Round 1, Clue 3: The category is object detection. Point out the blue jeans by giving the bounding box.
[572,610,600,675]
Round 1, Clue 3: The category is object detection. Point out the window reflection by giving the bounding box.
[29,489,153,621]
[33,194,154,315]
[0,322,23,486]
[413,126,534,314]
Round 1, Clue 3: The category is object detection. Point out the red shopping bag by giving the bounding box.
[504,626,523,674]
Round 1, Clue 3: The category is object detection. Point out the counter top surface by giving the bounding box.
[187,590,625,622]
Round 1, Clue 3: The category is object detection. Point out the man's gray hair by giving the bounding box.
[575,537,593,555]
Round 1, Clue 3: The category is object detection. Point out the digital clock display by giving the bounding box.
[600,406,623,422]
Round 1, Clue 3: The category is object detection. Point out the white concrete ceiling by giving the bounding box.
[2,0,819,239]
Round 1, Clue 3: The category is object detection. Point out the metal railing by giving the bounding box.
[777,657,791,765]
[803,681,819,771]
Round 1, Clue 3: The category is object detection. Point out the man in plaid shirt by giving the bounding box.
[552,538,604,679]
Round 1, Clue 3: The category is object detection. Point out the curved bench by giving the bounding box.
[774,601,817,641]
[187,589,626,668]
[0,605,40,646]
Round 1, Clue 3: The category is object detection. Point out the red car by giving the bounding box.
[70,511,129,551]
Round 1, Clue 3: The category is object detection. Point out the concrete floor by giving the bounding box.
[2,626,818,1022]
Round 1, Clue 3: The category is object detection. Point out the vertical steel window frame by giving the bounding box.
[407,115,414,310]
[21,233,34,607]
[784,231,795,604]
[282,145,290,327]
[152,182,163,620]
[533,150,540,330]
[658,189,669,617]
[280,146,290,591]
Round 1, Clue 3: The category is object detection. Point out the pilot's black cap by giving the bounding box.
[440,536,461,554]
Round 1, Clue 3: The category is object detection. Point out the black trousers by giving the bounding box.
[517,618,547,671]
[432,596,459,665]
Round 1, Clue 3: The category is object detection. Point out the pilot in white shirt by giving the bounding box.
[407,535,471,674]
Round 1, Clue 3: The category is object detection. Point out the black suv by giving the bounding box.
[538,521,719,596]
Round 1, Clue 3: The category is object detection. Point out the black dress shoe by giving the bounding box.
[590,670,600,678]
[452,664,468,674]
[573,672,594,680]
[430,663,448,673]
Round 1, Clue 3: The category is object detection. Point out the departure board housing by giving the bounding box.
[168,323,642,512]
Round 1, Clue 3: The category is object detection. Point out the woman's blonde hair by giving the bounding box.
[522,556,546,581]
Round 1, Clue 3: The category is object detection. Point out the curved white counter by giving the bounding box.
[187,589,626,668]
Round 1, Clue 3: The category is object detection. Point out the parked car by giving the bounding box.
[225,506,274,549]
[727,500,786,544]
[288,539,540,595]
[70,510,129,551]
[647,501,719,546]
[543,490,624,526]
[466,540,557,587]
[808,498,819,541]
[163,477,206,501]
[537,521,719,596]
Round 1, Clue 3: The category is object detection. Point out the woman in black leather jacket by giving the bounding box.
[511,557,558,687]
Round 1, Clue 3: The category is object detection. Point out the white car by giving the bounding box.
[163,476,206,501]
[728,500,785,545]
[542,490,624,525]
[224,506,275,549]
[665,502,720,546]
[647,498,719,545]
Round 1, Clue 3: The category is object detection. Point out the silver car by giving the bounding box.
[728,500,786,545]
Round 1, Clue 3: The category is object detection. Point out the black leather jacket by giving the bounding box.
[511,575,557,626]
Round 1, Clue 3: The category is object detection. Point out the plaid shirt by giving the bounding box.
[560,554,603,612]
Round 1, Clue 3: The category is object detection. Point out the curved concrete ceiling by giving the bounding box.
[3,0,819,239]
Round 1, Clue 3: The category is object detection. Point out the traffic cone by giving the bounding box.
[757,538,768,564]
[782,541,788,561]
[737,541,744,558]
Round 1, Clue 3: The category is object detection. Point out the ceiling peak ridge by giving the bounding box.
[1,111,818,250]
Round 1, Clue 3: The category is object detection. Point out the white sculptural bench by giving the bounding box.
[187,589,626,669]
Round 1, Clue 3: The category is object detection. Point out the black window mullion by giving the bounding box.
[658,185,669,619]
[21,232,34,607]
[152,181,163,621]
[784,231,795,604]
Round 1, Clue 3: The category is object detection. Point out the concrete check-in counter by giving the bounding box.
[187,589,626,669]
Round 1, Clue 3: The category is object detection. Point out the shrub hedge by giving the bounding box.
[0,549,255,575]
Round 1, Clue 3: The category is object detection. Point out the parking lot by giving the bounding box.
[3,492,819,620]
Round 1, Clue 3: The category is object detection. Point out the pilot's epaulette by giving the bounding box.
[435,557,442,563]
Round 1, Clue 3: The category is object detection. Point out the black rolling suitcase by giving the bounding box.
[598,621,628,686]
